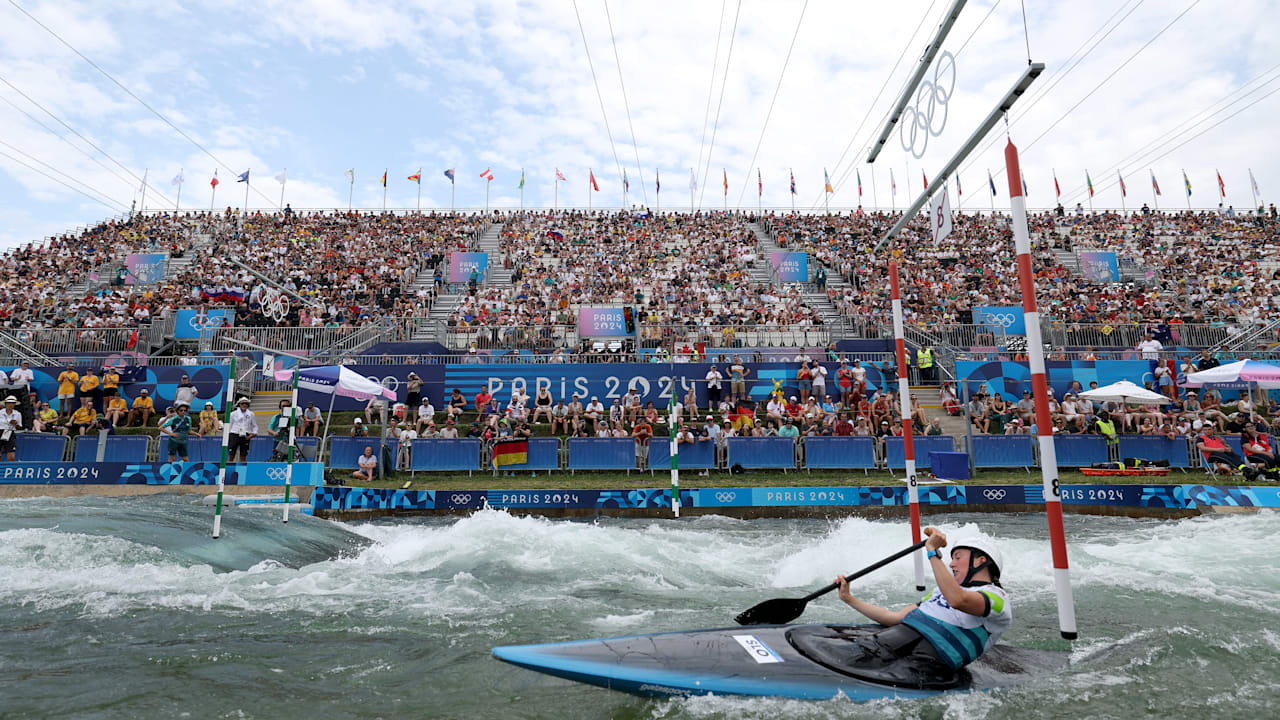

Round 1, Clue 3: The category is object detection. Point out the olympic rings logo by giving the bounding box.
[450,493,473,505]
[982,489,1007,500]
[715,491,737,503]
[266,467,287,481]
[982,312,1018,328]
[188,314,227,332]
[900,51,956,159]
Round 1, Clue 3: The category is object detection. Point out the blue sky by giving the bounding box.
[2,0,1278,250]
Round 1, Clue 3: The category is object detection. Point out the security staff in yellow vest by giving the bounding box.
[1094,411,1118,447]
[917,347,935,385]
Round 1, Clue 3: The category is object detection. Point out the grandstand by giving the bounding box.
[2,205,1279,479]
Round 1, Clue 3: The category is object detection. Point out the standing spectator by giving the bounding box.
[101,367,120,404]
[632,417,652,469]
[797,361,812,403]
[228,397,258,463]
[9,360,34,416]
[916,346,935,385]
[405,373,423,410]
[729,356,749,403]
[56,363,79,420]
[128,389,154,427]
[705,365,723,406]
[173,373,198,408]
[837,361,855,408]
[397,424,418,470]
[0,396,21,461]
[850,359,867,392]
[79,368,102,413]
[811,362,828,401]
[161,403,200,463]
[1137,332,1163,362]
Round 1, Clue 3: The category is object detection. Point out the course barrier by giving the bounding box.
[885,436,956,470]
[726,437,796,470]
[15,433,68,462]
[802,436,878,471]
[0,461,325,485]
[72,435,151,463]
[967,435,1036,470]
[567,438,635,471]
[649,438,718,471]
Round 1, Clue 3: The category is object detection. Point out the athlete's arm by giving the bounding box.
[835,576,916,625]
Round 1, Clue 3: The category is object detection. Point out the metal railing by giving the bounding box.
[208,325,387,353]
[639,324,831,349]
[1,326,150,356]
[1040,322,1236,350]
[1211,317,1280,353]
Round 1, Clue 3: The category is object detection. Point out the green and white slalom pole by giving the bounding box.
[668,378,681,518]
[212,356,238,539]
[281,367,301,524]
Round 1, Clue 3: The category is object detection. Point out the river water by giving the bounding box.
[1,496,1276,719]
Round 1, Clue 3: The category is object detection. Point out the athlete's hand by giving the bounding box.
[924,526,947,551]
[835,575,855,605]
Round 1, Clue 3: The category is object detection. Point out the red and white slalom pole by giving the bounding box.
[1005,140,1078,640]
[889,260,925,592]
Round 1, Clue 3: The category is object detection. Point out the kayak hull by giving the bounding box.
[494,624,1005,702]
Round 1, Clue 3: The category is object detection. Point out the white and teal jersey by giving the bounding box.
[901,584,1011,669]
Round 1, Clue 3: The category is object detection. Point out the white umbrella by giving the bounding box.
[1077,380,1170,405]
[1181,359,1280,389]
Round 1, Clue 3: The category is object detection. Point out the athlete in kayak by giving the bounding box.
[834,527,1011,674]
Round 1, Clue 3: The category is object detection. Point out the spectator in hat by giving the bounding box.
[127,389,154,427]
[228,397,258,463]
[161,403,200,462]
[439,418,459,439]
[350,418,369,437]
[199,401,222,436]
[405,372,422,409]
[0,395,22,461]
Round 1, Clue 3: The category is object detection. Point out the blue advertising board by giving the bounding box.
[956,359,1156,401]
[769,251,809,282]
[1079,251,1120,283]
[174,308,234,339]
[0,462,324,485]
[975,306,1026,335]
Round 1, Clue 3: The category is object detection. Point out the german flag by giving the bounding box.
[493,439,529,467]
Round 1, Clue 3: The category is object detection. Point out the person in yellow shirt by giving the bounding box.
[79,368,102,413]
[65,398,98,436]
[104,395,129,426]
[128,389,155,427]
[198,401,222,436]
[101,368,121,403]
[56,363,79,419]
[33,401,60,433]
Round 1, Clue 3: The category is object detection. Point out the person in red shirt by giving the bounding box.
[1196,424,1258,479]
[834,412,854,436]
[474,390,492,422]
[786,396,803,419]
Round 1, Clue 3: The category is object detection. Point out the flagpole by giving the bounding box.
[485,179,490,214]
[141,169,148,213]
[555,177,558,210]
[872,168,878,211]
[1086,171,1093,214]
[175,175,182,211]
[450,181,455,214]
[279,168,286,211]
[589,169,592,211]
[690,168,694,213]
[382,169,387,212]
[1185,171,1192,211]
[790,168,795,213]
[1152,170,1160,212]
[1250,168,1259,211]
[758,169,761,214]
[1119,173,1126,214]
[521,168,525,211]
[417,180,421,213]
[348,173,353,212]
[244,175,250,216]
[211,176,217,212]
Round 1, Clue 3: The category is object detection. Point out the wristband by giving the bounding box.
[926,549,942,560]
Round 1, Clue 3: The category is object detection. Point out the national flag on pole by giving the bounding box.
[345,168,354,184]
[1021,172,1028,196]
[1183,169,1192,196]
[723,169,728,196]
[125,329,138,350]
[407,170,421,183]
[857,169,863,197]
[957,172,962,197]
[1217,169,1225,197]
[922,171,929,191]
[275,169,287,185]
[1250,168,1261,198]
[1151,170,1161,196]
[492,438,529,467]
[381,170,387,187]
[237,170,250,183]
[789,170,795,195]
[757,168,762,197]
[656,169,661,194]
[139,169,148,193]
[211,170,219,188]
[171,169,184,187]
[987,169,995,196]
[1118,171,1127,197]
[1086,171,1094,197]
[930,186,953,244]
[590,170,599,191]
[556,168,567,182]
[443,168,455,183]
[623,168,628,192]
[824,168,833,194]
[891,168,897,196]
[483,170,494,182]
[1053,170,1060,199]
[479,167,491,178]
[519,169,525,190]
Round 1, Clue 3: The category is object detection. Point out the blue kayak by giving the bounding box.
[492,624,1067,702]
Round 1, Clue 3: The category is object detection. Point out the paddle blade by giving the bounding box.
[734,597,807,626]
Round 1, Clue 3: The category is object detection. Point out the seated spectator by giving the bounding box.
[127,389,154,427]
[32,401,59,433]
[104,395,129,427]
[199,401,222,436]
[353,446,378,481]
[65,398,98,436]
[301,402,323,436]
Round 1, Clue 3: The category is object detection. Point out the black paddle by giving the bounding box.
[735,539,930,626]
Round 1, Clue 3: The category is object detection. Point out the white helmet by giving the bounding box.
[950,537,1004,581]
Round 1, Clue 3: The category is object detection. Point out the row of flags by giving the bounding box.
[165,166,1266,202]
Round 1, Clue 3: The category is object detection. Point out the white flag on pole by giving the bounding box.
[1250,169,1261,198]
[344,169,354,183]
[689,168,697,193]
[275,169,287,185]
[171,169,184,187]
[930,185,953,245]
[139,169,148,192]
